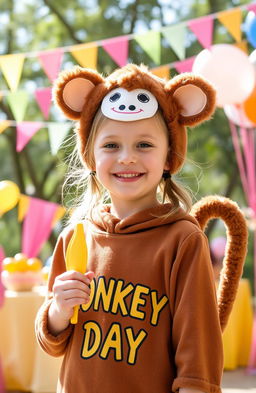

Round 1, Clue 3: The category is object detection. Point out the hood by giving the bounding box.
[87,203,199,234]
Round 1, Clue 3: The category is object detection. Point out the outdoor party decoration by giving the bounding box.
[224,104,256,128]
[244,10,256,48]
[192,44,255,107]
[1,253,43,291]
[0,180,20,216]
[16,121,43,152]
[65,223,88,324]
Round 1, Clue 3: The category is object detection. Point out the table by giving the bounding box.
[222,279,254,370]
[0,287,62,392]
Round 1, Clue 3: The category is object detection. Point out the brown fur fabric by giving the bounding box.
[191,196,248,331]
[53,64,216,174]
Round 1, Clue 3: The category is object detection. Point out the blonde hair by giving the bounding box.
[63,110,192,224]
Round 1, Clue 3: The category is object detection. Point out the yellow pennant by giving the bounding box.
[0,54,25,91]
[71,44,98,69]
[217,8,242,42]
[234,40,248,54]
[18,194,30,222]
[0,120,11,134]
[151,66,170,80]
[51,206,66,227]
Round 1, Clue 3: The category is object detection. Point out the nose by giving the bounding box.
[118,147,137,164]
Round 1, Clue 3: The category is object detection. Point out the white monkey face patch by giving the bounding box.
[101,88,158,121]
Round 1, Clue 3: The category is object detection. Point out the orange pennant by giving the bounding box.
[70,44,98,69]
[0,120,11,134]
[0,54,25,91]
[234,40,248,54]
[51,206,66,227]
[151,66,170,80]
[217,8,242,42]
[18,194,30,222]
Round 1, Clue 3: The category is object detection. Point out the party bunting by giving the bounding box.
[22,197,59,257]
[174,56,195,73]
[247,4,256,14]
[51,206,66,228]
[35,87,52,119]
[235,40,248,53]
[0,54,25,92]
[151,65,170,79]
[187,15,214,49]
[102,36,129,67]
[71,44,98,69]
[48,122,71,155]
[38,48,64,83]
[18,194,30,222]
[16,121,43,152]
[162,23,186,60]
[7,91,29,122]
[217,8,242,42]
[134,31,161,65]
[0,120,11,134]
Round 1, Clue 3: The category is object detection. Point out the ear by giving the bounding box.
[53,66,104,120]
[166,73,216,126]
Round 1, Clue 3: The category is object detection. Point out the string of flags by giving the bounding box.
[0,2,256,154]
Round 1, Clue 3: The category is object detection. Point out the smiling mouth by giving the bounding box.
[111,108,144,114]
[113,172,144,179]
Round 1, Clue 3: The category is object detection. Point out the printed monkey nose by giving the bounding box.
[119,105,126,110]
[129,105,136,111]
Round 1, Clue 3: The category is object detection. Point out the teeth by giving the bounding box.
[116,173,140,178]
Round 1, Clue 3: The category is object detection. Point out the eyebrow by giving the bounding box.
[100,133,157,140]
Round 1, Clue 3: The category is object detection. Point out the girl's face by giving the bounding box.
[93,116,170,215]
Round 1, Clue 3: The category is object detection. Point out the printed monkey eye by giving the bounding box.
[109,92,121,102]
[137,93,150,103]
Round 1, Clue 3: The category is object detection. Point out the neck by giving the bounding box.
[110,197,160,220]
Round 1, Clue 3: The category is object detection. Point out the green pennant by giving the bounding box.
[7,91,29,122]
[134,31,161,65]
[48,122,71,155]
[162,23,186,60]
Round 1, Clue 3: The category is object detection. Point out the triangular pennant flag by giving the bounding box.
[187,15,214,49]
[38,49,63,83]
[102,36,129,67]
[217,8,242,42]
[18,194,30,222]
[16,121,43,152]
[48,122,71,155]
[162,23,186,60]
[7,91,29,122]
[71,44,98,69]
[247,4,256,14]
[151,65,170,80]
[22,197,59,257]
[35,87,52,119]
[134,31,161,64]
[0,120,11,134]
[51,206,66,227]
[235,40,248,53]
[0,54,25,92]
[174,56,195,73]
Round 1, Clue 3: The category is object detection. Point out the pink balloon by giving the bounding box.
[210,237,226,259]
[192,44,255,107]
[224,104,256,128]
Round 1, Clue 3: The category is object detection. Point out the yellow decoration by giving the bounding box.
[0,120,11,134]
[2,257,17,273]
[18,194,30,222]
[0,180,20,216]
[51,206,66,227]
[0,54,25,91]
[235,40,248,54]
[65,223,88,324]
[151,66,170,80]
[71,44,98,69]
[217,8,242,42]
[27,258,43,272]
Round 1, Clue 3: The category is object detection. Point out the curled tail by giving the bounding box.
[191,196,248,331]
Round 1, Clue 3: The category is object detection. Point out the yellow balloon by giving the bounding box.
[0,180,20,215]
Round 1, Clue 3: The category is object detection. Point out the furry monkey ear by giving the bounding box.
[166,73,216,126]
[53,66,104,120]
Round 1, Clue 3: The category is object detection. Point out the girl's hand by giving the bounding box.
[48,270,94,336]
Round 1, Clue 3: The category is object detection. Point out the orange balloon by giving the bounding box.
[244,86,256,124]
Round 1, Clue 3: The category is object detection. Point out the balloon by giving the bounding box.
[192,44,255,107]
[244,11,256,48]
[224,104,256,128]
[244,86,256,124]
[0,180,20,215]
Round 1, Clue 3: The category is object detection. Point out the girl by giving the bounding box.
[36,64,244,393]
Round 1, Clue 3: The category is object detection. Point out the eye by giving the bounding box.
[137,93,150,103]
[109,92,121,102]
[138,142,153,148]
[103,143,119,149]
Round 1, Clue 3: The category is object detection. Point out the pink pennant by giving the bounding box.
[16,122,43,152]
[22,197,59,258]
[38,49,63,83]
[35,87,52,119]
[174,56,195,73]
[187,15,214,49]
[102,36,129,67]
[247,4,256,14]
